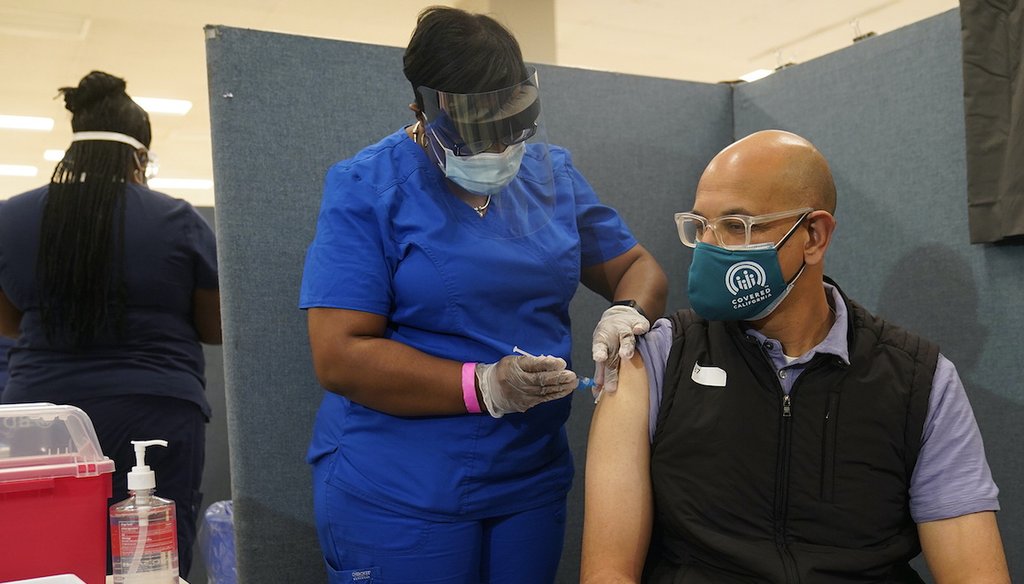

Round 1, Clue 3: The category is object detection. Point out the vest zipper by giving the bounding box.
[773,356,832,583]
[756,342,800,583]
[775,390,799,583]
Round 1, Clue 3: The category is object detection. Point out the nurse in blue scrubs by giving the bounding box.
[300,7,668,583]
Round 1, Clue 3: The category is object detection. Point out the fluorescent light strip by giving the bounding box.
[43,149,65,161]
[0,165,39,177]
[0,115,54,131]
[132,97,192,116]
[148,178,213,190]
[739,69,774,83]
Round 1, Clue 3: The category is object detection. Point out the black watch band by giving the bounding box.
[611,299,647,319]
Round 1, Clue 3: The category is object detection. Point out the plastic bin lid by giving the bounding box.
[0,402,115,482]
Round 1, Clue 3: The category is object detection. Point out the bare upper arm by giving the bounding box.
[580,244,667,322]
[192,288,222,344]
[919,511,1010,583]
[307,307,387,348]
[581,351,654,583]
[580,244,647,300]
[306,307,388,382]
[0,289,21,338]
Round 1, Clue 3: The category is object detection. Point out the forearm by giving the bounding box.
[313,333,468,417]
[611,252,667,324]
[920,512,1010,584]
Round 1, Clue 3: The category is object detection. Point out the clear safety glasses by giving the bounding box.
[675,207,814,249]
[418,69,541,157]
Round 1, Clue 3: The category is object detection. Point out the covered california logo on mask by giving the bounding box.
[687,208,811,322]
[726,261,772,306]
[688,244,790,321]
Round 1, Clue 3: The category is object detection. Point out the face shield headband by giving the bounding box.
[70,131,146,151]
[69,131,157,180]
[417,69,541,157]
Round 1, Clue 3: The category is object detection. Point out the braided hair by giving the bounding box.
[38,71,152,348]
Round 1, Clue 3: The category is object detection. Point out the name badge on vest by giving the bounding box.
[691,362,727,387]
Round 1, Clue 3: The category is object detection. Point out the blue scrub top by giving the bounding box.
[300,129,637,519]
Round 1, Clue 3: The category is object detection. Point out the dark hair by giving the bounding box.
[37,70,151,348]
[403,6,529,109]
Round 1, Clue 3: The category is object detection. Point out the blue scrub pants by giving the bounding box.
[313,457,567,583]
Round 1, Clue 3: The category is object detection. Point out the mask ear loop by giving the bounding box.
[775,211,813,285]
[773,211,813,250]
[132,149,148,185]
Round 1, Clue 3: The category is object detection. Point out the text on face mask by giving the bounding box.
[732,287,773,309]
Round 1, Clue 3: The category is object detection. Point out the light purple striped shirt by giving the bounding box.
[637,284,999,524]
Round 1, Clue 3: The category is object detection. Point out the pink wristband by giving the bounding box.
[462,362,482,414]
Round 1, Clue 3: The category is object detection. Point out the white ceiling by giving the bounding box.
[0,0,957,206]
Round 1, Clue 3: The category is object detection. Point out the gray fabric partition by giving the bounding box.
[734,10,1023,580]
[205,25,728,583]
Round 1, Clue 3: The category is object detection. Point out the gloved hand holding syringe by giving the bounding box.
[473,347,580,418]
[512,346,596,393]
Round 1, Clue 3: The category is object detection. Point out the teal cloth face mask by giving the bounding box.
[687,218,807,321]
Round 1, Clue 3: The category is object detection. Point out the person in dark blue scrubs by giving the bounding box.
[0,325,10,392]
[300,7,668,584]
[0,71,221,579]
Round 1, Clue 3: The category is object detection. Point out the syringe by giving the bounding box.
[512,346,596,392]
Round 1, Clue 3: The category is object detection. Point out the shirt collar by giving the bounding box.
[744,283,851,366]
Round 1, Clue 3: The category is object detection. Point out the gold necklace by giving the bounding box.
[472,195,491,218]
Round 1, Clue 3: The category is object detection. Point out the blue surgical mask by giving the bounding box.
[687,218,807,321]
[438,139,525,195]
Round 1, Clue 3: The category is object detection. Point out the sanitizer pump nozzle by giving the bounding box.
[127,439,166,491]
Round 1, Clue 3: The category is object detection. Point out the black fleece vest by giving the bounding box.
[646,285,939,584]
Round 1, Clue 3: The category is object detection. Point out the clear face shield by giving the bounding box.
[418,69,556,239]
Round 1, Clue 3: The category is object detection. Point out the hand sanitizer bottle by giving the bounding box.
[110,439,179,583]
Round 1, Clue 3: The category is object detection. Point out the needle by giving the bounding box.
[512,346,595,392]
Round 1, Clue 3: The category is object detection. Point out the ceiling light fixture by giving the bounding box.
[148,178,213,190]
[0,115,55,131]
[0,165,39,177]
[43,149,65,161]
[132,97,193,116]
[739,69,774,83]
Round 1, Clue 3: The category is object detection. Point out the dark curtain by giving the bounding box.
[960,0,1024,243]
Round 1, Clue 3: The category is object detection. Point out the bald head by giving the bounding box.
[697,130,836,215]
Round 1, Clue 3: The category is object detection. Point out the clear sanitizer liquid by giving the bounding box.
[110,489,179,583]
[110,440,179,583]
